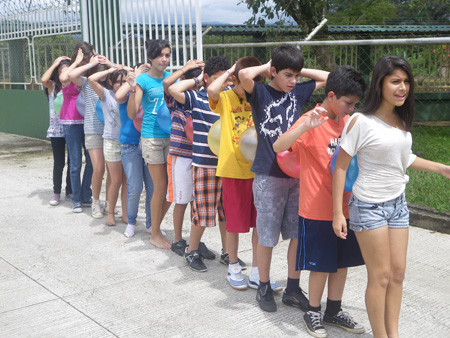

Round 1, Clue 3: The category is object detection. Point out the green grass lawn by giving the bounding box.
[406,126,450,212]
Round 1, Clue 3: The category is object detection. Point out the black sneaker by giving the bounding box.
[81,198,92,207]
[171,239,187,256]
[303,311,327,338]
[219,251,247,270]
[256,284,277,312]
[282,288,309,312]
[184,250,207,272]
[323,310,365,334]
[198,241,216,260]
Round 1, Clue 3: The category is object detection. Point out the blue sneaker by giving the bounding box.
[227,264,248,290]
[248,272,283,293]
[72,202,82,213]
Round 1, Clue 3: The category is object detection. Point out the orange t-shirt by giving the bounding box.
[289,105,350,221]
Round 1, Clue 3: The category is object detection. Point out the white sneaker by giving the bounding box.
[227,264,248,290]
[49,194,60,206]
[91,199,103,219]
[248,272,283,293]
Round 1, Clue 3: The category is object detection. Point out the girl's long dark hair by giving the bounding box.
[44,59,71,100]
[360,56,415,131]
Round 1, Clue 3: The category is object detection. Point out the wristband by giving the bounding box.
[194,77,200,86]
[180,68,185,74]
[129,89,136,94]
[226,70,232,77]
[87,63,93,69]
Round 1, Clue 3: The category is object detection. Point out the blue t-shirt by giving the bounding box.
[137,71,170,138]
[119,97,141,145]
[246,80,316,177]
[184,89,219,168]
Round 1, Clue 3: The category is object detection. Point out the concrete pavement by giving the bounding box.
[0,132,449,338]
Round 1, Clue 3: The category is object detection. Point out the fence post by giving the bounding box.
[8,40,25,89]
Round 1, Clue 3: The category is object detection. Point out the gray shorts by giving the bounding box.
[140,137,170,165]
[253,173,299,247]
[85,134,103,150]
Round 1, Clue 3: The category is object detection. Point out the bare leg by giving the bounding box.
[105,164,111,203]
[187,224,206,252]
[219,220,227,253]
[257,244,273,283]
[227,231,239,263]
[147,163,171,249]
[327,268,348,301]
[251,228,258,267]
[105,161,123,226]
[308,271,328,307]
[288,238,301,279]
[88,148,105,200]
[173,203,188,242]
[385,228,408,338]
[355,226,391,338]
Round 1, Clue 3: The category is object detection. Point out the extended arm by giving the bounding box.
[409,157,450,179]
[300,68,329,91]
[273,107,328,153]
[59,48,83,86]
[88,67,115,100]
[332,148,352,239]
[238,60,271,95]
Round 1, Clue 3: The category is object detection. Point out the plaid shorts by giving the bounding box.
[192,166,225,227]
[103,138,121,162]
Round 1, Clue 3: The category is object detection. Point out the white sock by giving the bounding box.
[251,266,259,277]
[124,224,136,238]
[228,262,240,271]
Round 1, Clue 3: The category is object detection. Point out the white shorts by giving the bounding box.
[167,154,193,204]
[103,139,121,162]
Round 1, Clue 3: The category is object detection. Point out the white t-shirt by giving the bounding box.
[340,113,417,203]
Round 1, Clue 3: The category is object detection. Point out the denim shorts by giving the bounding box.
[349,192,409,232]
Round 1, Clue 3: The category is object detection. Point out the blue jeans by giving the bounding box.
[63,124,93,204]
[121,144,154,228]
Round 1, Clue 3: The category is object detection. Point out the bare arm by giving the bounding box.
[126,71,143,119]
[409,157,450,179]
[239,60,271,95]
[68,54,103,87]
[207,63,235,104]
[115,63,151,104]
[41,56,70,91]
[273,107,329,153]
[59,48,84,85]
[300,68,329,91]
[163,59,204,96]
[332,148,352,240]
[168,71,203,105]
[88,67,115,100]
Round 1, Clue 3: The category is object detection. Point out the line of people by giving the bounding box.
[43,40,450,338]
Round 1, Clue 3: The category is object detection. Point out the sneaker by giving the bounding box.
[65,193,73,201]
[323,310,365,334]
[171,239,187,256]
[219,251,247,270]
[282,288,309,311]
[81,198,92,207]
[184,249,207,272]
[303,311,327,338]
[198,241,216,260]
[256,284,277,312]
[49,194,60,206]
[248,272,283,293]
[72,202,82,213]
[91,199,103,219]
[227,264,248,290]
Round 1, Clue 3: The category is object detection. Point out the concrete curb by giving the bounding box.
[409,203,450,235]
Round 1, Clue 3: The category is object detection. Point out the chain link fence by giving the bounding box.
[203,40,450,141]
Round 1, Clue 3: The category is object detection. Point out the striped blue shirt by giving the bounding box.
[184,89,219,168]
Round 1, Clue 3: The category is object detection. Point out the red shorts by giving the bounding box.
[192,166,225,227]
[222,177,256,233]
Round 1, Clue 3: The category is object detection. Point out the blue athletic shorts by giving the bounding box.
[297,217,365,273]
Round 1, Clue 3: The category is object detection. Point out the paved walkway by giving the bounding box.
[0,133,449,337]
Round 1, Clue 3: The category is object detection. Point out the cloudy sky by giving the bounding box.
[200,0,253,24]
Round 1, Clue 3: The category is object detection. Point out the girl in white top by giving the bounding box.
[332,56,450,338]
[89,67,128,226]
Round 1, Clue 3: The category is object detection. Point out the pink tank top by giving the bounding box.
[59,82,84,125]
